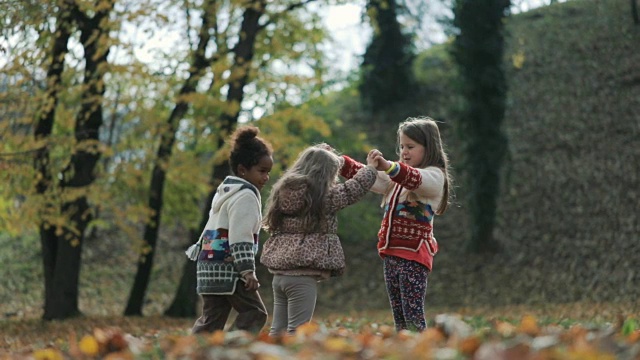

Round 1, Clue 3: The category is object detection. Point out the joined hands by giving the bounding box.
[367,149,392,172]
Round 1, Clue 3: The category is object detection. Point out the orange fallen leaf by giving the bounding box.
[418,328,446,344]
[355,332,382,348]
[296,322,320,337]
[108,332,128,352]
[93,327,126,354]
[459,336,481,356]
[208,330,225,346]
[256,331,275,343]
[518,315,539,336]
[377,325,395,338]
[626,330,640,344]
[569,335,595,353]
[411,334,434,358]
[67,331,81,358]
[561,324,588,345]
[168,335,198,357]
[494,320,517,337]
[396,329,414,341]
[504,342,531,359]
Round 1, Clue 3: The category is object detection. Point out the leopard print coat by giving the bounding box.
[260,165,377,277]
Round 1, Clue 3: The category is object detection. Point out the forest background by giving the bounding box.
[0,0,638,337]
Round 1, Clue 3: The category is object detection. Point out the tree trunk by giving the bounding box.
[123,96,203,317]
[39,226,59,319]
[35,4,73,318]
[124,0,217,316]
[36,1,114,320]
[164,228,201,317]
[34,2,111,320]
[164,0,266,317]
[43,210,85,319]
[632,0,639,24]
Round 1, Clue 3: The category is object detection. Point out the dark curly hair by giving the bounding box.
[228,125,273,175]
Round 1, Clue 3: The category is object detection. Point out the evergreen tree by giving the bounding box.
[360,0,415,113]
[358,0,417,158]
[451,0,510,253]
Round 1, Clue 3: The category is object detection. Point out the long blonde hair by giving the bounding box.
[263,144,341,233]
[393,117,452,215]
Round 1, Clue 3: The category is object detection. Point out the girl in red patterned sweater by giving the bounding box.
[340,117,452,332]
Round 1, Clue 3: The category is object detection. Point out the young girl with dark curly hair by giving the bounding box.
[189,125,273,334]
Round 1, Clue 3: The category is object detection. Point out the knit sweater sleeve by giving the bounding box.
[391,163,445,201]
[340,155,391,195]
[327,165,377,212]
[339,155,363,179]
[227,190,260,274]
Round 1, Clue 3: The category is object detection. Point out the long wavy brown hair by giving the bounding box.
[263,144,341,233]
[390,117,452,215]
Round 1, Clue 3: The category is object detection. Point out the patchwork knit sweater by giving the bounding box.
[196,177,261,295]
[341,156,444,270]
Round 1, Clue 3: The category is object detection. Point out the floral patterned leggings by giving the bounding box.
[383,255,430,332]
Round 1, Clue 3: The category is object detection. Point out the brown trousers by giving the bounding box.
[192,281,268,334]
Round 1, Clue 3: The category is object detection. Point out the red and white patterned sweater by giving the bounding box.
[340,155,445,270]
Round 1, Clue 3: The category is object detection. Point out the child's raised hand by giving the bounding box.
[368,149,392,172]
[367,149,388,171]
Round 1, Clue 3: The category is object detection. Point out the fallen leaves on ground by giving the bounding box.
[2,313,640,359]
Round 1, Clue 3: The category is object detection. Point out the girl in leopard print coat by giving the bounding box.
[260,144,379,336]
